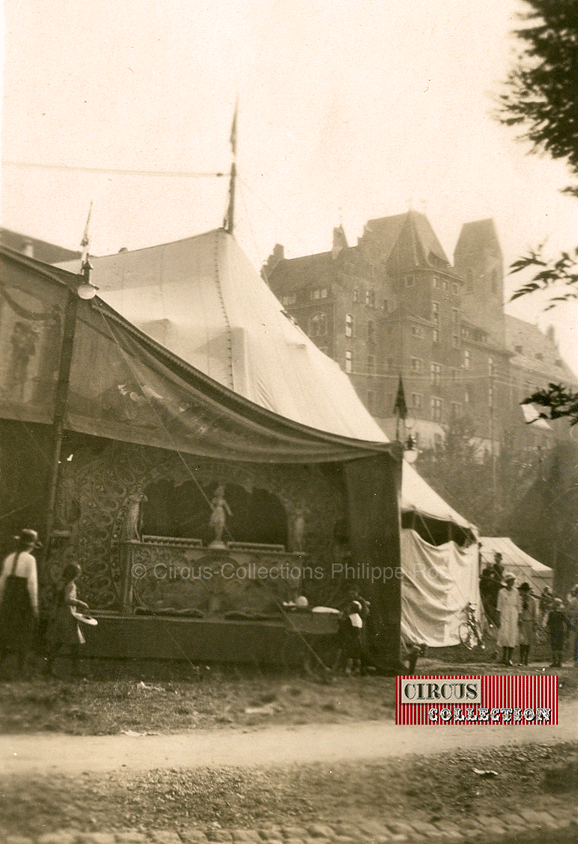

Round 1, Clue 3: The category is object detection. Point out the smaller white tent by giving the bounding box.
[479,537,554,596]
[401,529,480,648]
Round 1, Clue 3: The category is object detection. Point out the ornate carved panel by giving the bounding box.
[47,441,346,612]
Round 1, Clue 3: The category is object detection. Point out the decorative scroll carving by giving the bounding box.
[46,441,346,613]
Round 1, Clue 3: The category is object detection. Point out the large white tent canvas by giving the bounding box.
[61,228,479,644]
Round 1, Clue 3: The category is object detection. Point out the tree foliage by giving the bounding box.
[499,1,578,181]
[523,382,578,424]
[498,1,578,423]
[417,417,543,535]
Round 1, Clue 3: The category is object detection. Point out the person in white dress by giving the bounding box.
[497,572,520,666]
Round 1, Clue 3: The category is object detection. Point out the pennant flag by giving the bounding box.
[229,101,238,156]
[393,376,408,420]
[80,202,93,261]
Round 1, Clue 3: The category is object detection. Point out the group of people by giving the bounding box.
[0,529,89,677]
[480,552,578,668]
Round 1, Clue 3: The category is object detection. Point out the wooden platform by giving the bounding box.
[82,612,338,665]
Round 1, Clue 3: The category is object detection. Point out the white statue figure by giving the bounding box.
[209,485,232,547]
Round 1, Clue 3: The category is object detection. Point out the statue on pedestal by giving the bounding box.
[209,485,232,548]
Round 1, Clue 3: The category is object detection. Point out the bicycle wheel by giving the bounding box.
[458,623,476,650]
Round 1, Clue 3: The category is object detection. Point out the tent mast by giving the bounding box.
[223,102,238,235]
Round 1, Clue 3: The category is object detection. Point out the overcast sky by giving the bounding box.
[2,0,578,371]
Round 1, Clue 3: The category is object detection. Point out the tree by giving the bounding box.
[499,1,578,187]
[498,0,578,422]
[417,417,543,535]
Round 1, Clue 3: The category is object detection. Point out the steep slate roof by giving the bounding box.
[0,228,82,265]
[506,316,578,384]
[364,210,451,266]
[454,219,502,256]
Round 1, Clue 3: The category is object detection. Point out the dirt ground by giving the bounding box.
[0,657,576,840]
[0,739,576,837]
[0,657,576,735]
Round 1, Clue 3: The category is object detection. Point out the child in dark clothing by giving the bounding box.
[546,598,571,668]
[338,600,364,675]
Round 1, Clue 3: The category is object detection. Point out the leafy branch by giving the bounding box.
[522,382,578,425]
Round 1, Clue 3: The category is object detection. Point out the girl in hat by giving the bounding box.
[496,572,520,666]
[45,563,89,677]
[517,582,537,666]
[0,529,40,676]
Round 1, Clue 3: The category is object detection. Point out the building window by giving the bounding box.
[366,289,375,307]
[451,368,458,381]
[412,393,422,410]
[367,320,375,344]
[405,275,415,287]
[452,308,459,324]
[465,386,472,404]
[345,351,353,373]
[367,355,375,373]
[488,356,494,377]
[320,288,328,298]
[451,402,462,417]
[452,335,460,349]
[353,289,359,303]
[442,279,448,291]
[312,289,320,300]
[431,363,442,386]
[411,357,423,373]
[464,349,471,369]
[452,282,459,295]
[382,299,389,312]
[310,313,327,336]
[431,397,443,422]
[432,302,440,325]
[411,325,424,339]
[432,276,439,288]
[345,313,354,338]
[465,268,473,292]
[433,328,440,344]
[282,293,296,306]
[488,386,493,407]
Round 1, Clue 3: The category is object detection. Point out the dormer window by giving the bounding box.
[515,345,523,354]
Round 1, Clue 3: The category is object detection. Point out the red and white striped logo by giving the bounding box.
[395,675,558,725]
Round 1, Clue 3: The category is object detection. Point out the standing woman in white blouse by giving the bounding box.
[0,529,40,676]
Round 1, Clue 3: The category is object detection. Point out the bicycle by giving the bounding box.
[458,602,485,650]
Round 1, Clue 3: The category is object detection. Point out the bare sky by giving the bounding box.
[2,0,577,370]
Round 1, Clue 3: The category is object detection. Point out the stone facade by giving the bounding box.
[266,212,577,453]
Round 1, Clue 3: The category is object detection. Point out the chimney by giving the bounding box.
[331,225,348,260]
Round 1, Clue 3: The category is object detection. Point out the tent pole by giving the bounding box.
[42,284,79,565]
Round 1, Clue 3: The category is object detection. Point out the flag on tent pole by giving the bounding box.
[229,101,238,157]
[80,201,93,262]
[393,376,408,420]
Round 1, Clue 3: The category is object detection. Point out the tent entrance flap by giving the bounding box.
[344,452,402,672]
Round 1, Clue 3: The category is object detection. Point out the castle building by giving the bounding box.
[266,211,577,452]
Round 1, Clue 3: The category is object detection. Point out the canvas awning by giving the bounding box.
[59,229,476,534]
